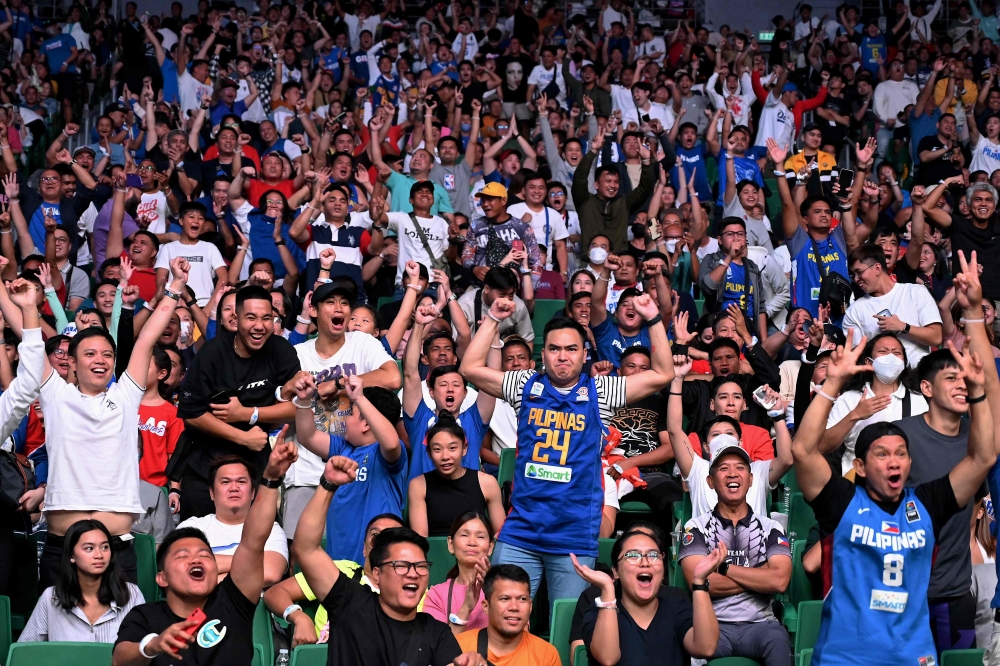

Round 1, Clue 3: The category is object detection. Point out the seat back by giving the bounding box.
[940,649,988,666]
[6,642,113,666]
[290,644,329,666]
[134,533,159,603]
[572,644,587,666]
[799,648,813,666]
[253,599,275,666]
[793,600,825,655]
[549,598,576,666]
[706,659,764,665]
[426,536,457,586]
[788,493,817,542]
[0,596,10,666]
[788,539,814,609]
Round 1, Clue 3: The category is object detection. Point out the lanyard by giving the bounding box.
[544,207,550,249]
[810,237,829,277]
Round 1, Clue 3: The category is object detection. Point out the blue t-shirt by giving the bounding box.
[210,99,249,127]
[909,108,942,165]
[42,34,77,73]
[672,143,711,201]
[320,46,350,82]
[370,74,400,109]
[160,58,180,105]
[350,53,370,85]
[9,10,31,43]
[324,434,407,563]
[245,210,306,279]
[787,225,849,318]
[403,400,485,482]
[715,147,766,207]
[28,204,61,253]
[721,261,755,315]
[591,316,650,369]
[860,35,888,73]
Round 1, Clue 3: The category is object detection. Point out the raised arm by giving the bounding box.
[459,298,512,400]
[403,305,435,417]
[127,258,189,383]
[766,139,800,239]
[346,374,401,463]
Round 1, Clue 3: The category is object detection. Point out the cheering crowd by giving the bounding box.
[3,0,1000,664]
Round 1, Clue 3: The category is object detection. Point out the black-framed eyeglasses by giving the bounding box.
[618,550,664,564]
[50,349,68,358]
[376,560,432,575]
[850,263,876,281]
[549,190,565,197]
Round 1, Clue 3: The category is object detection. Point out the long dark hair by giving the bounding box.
[256,188,294,224]
[842,332,917,393]
[55,520,131,611]
[446,511,494,580]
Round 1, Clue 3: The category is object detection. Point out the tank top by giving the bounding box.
[424,469,488,537]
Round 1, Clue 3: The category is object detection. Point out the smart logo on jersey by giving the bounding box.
[197,620,227,648]
[870,589,908,614]
[881,521,900,535]
[525,463,572,483]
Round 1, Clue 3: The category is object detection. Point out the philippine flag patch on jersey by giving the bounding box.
[776,535,790,548]
[881,521,900,535]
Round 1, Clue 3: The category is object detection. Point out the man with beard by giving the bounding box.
[176,286,301,520]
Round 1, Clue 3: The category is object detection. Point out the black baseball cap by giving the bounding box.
[313,280,357,306]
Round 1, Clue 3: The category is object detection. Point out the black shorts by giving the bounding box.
[53,72,78,102]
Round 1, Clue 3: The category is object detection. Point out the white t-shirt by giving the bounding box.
[154,240,227,305]
[970,135,1000,175]
[685,454,773,518]
[77,203,97,266]
[237,77,267,123]
[176,514,288,561]
[527,64,566,106]
[385,211,449,286]
[489,399,517,454]
[842,282,942,367]
[136,191,170,235]
[343,13,382,52]
[178,69,213,116]
[696,237,720,261]
[451,32,478,61]
[622,101,675,135]
[287,334,395,487]
[505,203,569,269]
[826,383,928,475]
[756,92,794,149]
[635,36,667,65]
[41,371,145,515]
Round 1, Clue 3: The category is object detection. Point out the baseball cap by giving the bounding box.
[475,182,508,199]
[313,280,358,306]
[409,180,435,198]
[708,434,751,469]
[854,422,909,462]
[73,145,96,157]
[782,82,799,94]
[496,148,520,163]
[104,101,128,115]
[617,286,644,304]
[219,78,239,89]
[801,122,821,134]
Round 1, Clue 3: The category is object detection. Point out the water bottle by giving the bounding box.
[276,648,290,666]
[782,485,791,515]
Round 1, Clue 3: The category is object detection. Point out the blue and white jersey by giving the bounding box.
[299,211,371,302]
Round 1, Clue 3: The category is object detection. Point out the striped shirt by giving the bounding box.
[19,583,145,643]
[500,370,627,426]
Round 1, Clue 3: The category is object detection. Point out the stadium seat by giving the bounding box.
[573,644,587,666]
[940,649,987,666]
[788,539,815,611]
[290,644,329,666]
[134,532,159,603]
[5,642,113,666]
[498,448,516,488]
[253,599,274,666]
[693,298,705,318]
[377,296,393,311]
[597,538,615,568]
[252,643,265,666]
[788,493,817,542]
[707,659,763,665]
[793,600,824,656]
[549,598,576,666]
[426,536,457,586]
[619,501,653,515]
[674,492,692,527]
[0,596,11,666]
[798,648,813,666]
[532,299,567,351]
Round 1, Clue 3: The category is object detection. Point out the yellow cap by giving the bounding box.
[475,182,509,199]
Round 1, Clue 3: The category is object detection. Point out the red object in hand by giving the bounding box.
[511,239,524,252]
[182,608,206,640]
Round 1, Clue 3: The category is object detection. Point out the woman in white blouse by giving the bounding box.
[19,520,144,643]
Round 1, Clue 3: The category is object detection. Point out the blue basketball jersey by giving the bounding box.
[499,373,604,557]
[813,486,937,666]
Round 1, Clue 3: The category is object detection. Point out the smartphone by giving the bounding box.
[838,168,855,191]
[125,174,143,188]
[752,385,777,410]
[209,390,231,404]
[876,309,891,317]
[511,239,524,252]
[181,608,207,643]
[648,218,661,241]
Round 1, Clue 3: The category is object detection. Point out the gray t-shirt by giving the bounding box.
[899,414,972,599]
[681,93,711,135]
[722,197,774,251]
[430,160,473,219]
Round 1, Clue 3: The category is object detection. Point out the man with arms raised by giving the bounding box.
[461,296,674,609]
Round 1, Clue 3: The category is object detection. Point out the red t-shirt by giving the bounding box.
[688,423,775,462]
[138,401,184,486]
[119,252,158,303]
[246,178,297,209]
[25,404,43,456]
[202,144,262,169]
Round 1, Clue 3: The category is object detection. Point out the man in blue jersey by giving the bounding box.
[590,253,672,369]
[791,314,995,663]
[698,218,765,338]
[402,304,496,481]
[461,294,675,612]
[292,373,407,564]
[40,22,78,123]
[768,137,874,318]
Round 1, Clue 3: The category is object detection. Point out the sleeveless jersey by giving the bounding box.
[813,486,937,666]
[499,373,604,557]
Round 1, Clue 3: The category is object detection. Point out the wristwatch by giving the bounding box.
[903,323,911,334]
[717,560,730,576]
[690,580,710,592]
[260,476,283,489]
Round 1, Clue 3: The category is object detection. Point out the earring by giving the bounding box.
[70,559,75,563]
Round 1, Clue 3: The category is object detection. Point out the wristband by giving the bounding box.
[406,283,422,290]
[259,475,282,489]
[968,393,988,404]
[168,489,180,495]
[319,475,339,492]
[645,314,662,327]
[143,301,156,312]
[293,396,314,409]
[773,170,786,177]
[486,310,502,323]
[164,289,181,301]
[43,288,56,296]
[816,389,837,402]
[274,386,290,403]
[0,229,10,234]
[297,315,312,325]
[283,604,303,622]
[249,406,259,425]
[594,597,617,609]
[448,613,468,625]
[139,633,158,659]
[961,318,986,323]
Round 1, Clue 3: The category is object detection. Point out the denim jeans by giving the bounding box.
[876,126,895,166]
[492,540,595,617]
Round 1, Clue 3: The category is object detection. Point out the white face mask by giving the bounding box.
[665,239,677,253]
[872,354,905,384]
[708,433,740,451]
[589,247,608,264]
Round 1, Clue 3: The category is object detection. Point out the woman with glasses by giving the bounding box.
[423,511,494,635]
[572,529,725,665]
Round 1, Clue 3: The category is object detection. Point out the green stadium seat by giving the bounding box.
[764,178,782,219]
[674,493,692,527]
[798,648,813,666]
[619,501,652,515]
[693,298,705,318]
[427,536,457,585]
[499,448,516,488]
[549,598,576,666]
[377,296,394,311]
[0,596,11,666]
[252,643,265,666]
[781,469,801,495]
[5,642,113,666]
[788,493,817,541]
[941,649,987,666]
[532,299,567,350]
[597,538,615,568]
[573,644,587,666]
[782,539,815,634]
[134,533,159,603]
[707,659,763,665]
[793,600,824,656]
[253,599,274,666]
[290,644,329,666]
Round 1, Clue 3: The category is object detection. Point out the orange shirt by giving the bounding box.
[456,630,561,666]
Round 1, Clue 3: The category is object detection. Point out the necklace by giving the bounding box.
[233,338,248,358]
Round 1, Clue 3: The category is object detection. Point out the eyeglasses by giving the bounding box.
[50,349,68,358]
[721,230,746,239]
[138,165,156,172]
[265,198,283,206]
[54,236,70,244]
[549,190,565,197]
[850,263,876,280]
[39,176,59,183]
[618,550,664,564]
[377,560,432,575]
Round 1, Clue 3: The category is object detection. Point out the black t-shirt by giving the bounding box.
[458,80,488,116]
[819,94,849,148]
[570,581,687,643]
[177,330,301,477]
[808,472,958,541]
[581,583,693,666]
[610,394,666,473]
[948,213,1000,300]
[323,574,461,666]
[115,577,257,665]
[916,135,962,185]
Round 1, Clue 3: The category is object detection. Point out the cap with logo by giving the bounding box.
[475,182,509,199]
[708,435,751,469]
